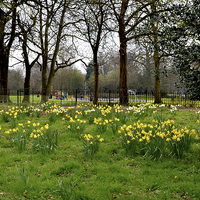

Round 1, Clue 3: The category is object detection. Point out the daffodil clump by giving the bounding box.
[5,120,58,154]
[66,116,86,135]
[65,106,76,117]
[109,117,120,134]
[170,105,178,114]
[0,105,44,123]
[158,104,168,112]
[99,105,112,118]
[113,105,129,123]
[128,103,157,120]
[30,106,42,118]
[83,105,108,124]
[84,108,97,124]
[45,104,68,123]
[81,134,104,157]
[31,124,58,154]
[0,107,18,123]
[5,120,39,152]
[119,119,199,159]
[45,104,67,115]
[82,104,119,124]
[93,117,109,133]
[40,102,52,111]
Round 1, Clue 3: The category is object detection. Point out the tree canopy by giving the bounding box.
[1,0,200,104]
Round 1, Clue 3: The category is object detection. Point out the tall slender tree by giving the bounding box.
[72,0,108,105]
[36,0,82,103]
[0,0,18,102]
[17,3,40,102]
[109,0,172,104]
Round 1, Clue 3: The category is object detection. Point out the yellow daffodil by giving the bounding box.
[44,124,49,129]
[99,138,104,142]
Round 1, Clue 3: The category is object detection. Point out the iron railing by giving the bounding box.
[0,89,198,107]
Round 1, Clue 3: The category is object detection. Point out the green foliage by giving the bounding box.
[161,2,200,100]
[80,134,104,157]
[0,112,10,122]
[12,130,27,152]
[1,103,200,199]
[94,117,108,133]
[31,107,42,118]
[48,112,58,123]
[110,117,120,134]
[66,117,86,137]
[56,179,77,200]
[31,128,58,154]
[16,164,29,186]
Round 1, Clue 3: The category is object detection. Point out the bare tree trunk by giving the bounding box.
[23,67,31,103]
[41,55,55,103]
[119,13,128,105]
[0,10,9,103]
[119,39,128,104]
[41,60,48,103]
[42,67,55,103]
[0,56,9,103]
[0,2,17,103]
[18,14,38,103]
[22,32,31,103]
[39,0,68,104]
[145,50,153,91]
[93,52,99,105]
[154,48,162,103]
[151,3,162,104]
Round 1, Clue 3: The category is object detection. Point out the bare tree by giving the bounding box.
[109,0,172,104]
[0,0,19,102]
[72,0,109,105]
[17,3,40,102]
[34,0,83,103]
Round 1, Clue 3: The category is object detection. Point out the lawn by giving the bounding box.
[0,102,200,199]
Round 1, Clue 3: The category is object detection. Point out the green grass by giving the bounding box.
[9,95,79,106]
[0,103,200,199]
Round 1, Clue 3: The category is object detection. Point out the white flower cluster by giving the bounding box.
[170,105,177,112]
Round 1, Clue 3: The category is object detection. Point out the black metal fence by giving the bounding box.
[0,89,199,107]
